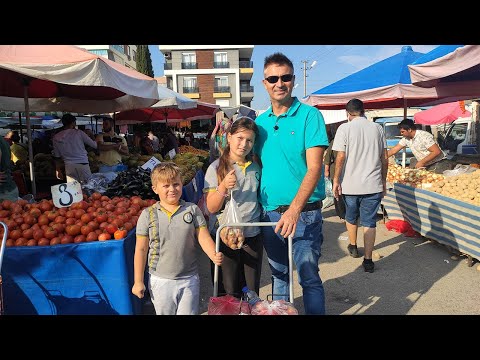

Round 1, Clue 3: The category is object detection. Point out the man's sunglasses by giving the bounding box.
[264,74,294,84]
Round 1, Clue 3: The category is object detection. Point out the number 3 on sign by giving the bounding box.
[51,181,83,208]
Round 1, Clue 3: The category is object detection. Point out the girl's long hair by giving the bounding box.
[216,117,258,183]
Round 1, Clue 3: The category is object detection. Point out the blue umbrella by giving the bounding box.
[303,46,449,110]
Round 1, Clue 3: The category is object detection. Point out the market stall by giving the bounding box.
[1,229,143,315]
[382,183,480,262]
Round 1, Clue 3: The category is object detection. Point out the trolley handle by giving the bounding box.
[213,222,294,303]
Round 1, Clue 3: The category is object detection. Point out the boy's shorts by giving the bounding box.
[343,192,382,228]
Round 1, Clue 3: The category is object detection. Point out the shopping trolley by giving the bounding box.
[213,222,294,303]
[0,221,8,315]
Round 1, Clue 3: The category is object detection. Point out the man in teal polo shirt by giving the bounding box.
[254,52,329,315]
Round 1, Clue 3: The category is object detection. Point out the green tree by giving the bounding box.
[136,45,154,78]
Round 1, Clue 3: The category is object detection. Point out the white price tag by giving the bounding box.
[168,148,176,159]
[51,181,83,208]
[141,156,161,171]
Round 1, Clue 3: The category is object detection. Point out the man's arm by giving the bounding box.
[387,143,405,158]
[95,134,121,152]
[333,151,345,200]
[275,146,324,237]
[381,149,388,196]
[415,143,442,168]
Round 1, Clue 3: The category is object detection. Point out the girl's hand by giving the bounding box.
[222,169,236,189]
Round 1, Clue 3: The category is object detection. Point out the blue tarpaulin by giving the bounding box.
[2,229,143,315]
[181,169,205,204]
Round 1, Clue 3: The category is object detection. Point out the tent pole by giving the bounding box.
[23,84,36,197]
[18,112,24,143]
[402,98,407,168]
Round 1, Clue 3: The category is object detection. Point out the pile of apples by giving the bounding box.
[0,193,157,247]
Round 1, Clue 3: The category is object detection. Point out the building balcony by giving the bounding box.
[214,61,230,69]
[164,63,172,70]
[182,62,198,69]
[214,86,231,93]
[183,86,199,93]
[239,61,253,68]
[240,85,254,92]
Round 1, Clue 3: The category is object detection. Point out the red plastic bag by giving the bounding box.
[207,295,251,315]
[385,220,421,237]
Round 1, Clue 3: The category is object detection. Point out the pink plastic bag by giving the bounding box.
[207,295,251,315]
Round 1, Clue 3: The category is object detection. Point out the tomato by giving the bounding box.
[87,221,99,230]
[44,228,58,240]
[38,238,50,246]
[39,200,53,212]
[26,239,37,246]
[50,237,61,246]
[96,212,108,223]
[81,225,93,236]
[29,208,42,218]
[15,238,27,247]
[105,224,118,235]
[74,235,86,243]
[9,229,22,240]
[60,235,73,244]
[54,216,66,224]
[123,222,134,232]
[114,229,128,240]
[6,239,14,247]
[112,218,124,228]
[80,213,92,224]
[115,207,127,216]
[66,224,81,237]
[22,228,34,240]
[37,214,49,226]
[99,222,109,231]
[65,218,76,226]
[98,232,111,241]
[86,231,98,242]
[100,195,110,202]
[46,210,59,222]
[51,223,65,234]
[33,229,45,241]
[65,210,76,219]
[1,200,13,210]
[0,209,10,218]
[20,223,30,231]
[74,209,86,219]
[91,192,102,201]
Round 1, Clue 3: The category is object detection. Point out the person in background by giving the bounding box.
[324,124,346,221]
[161,128,179,159]
[95,118,129,172]
[52,114,99,184]
[203,117,262,298]
[254,52,329,315]
[3,130,14,146]
[387,119,447,173]
[132,162,223,315]
[140,133,154,155]
[0,136,19,201]
[10,131,28,165]
[148,130,160,153]
[332,98,388,273]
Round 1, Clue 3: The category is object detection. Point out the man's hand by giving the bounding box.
[415,160,426,169]
[56,169,64,180]
[332,180,342,200]
[274,207,301,238]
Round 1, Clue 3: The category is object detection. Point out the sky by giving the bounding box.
[148,45,437,111]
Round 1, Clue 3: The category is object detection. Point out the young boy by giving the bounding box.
[132,162,223,315]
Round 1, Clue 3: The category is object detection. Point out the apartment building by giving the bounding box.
[158,45,254,108]
[76,45,138,69]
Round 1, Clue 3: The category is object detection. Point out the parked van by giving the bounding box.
[439,117,477,155]
[374,116,432,165]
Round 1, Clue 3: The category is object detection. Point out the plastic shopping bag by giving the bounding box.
[207,295,251,315]
[219,194,245,250]
[322,178,335,210]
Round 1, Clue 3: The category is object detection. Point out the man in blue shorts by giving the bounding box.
[332,99,388,273]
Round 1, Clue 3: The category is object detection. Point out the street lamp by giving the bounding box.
[301,60,317,97]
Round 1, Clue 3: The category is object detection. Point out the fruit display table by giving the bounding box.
[1,229,143,315]
[382,183,480,261]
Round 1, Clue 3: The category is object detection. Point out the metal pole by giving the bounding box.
[23,85,36,196]
[302,60,307,98]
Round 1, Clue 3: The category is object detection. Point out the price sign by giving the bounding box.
[51,181,83,208]
[168,148,176,159]
[141,156,161,171]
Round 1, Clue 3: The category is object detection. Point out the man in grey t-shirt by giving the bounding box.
[332,99,388,273]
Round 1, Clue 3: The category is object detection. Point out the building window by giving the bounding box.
[88,49,108,57]
[127,46,131,56]
[214,76,230,93]
[182,52,197,69]
[112,45,125,54]
[132,50,136,61]
[183,77,198,93]
[214,52,229,68]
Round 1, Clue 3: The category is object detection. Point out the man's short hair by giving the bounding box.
[61,114,76,126]
[264,52,294,72]
[398,119,416,131]
[345,98,365,116]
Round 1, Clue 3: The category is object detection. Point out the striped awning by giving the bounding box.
[382,183,480,259]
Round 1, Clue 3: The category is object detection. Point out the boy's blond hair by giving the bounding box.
[151,162,182,185]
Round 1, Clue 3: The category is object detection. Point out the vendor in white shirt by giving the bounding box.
[52,114,99,184]
[388,119,447,172]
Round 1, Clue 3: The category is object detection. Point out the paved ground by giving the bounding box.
[144,206,480,315]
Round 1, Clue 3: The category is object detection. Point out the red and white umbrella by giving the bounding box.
[0,45,160,195]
